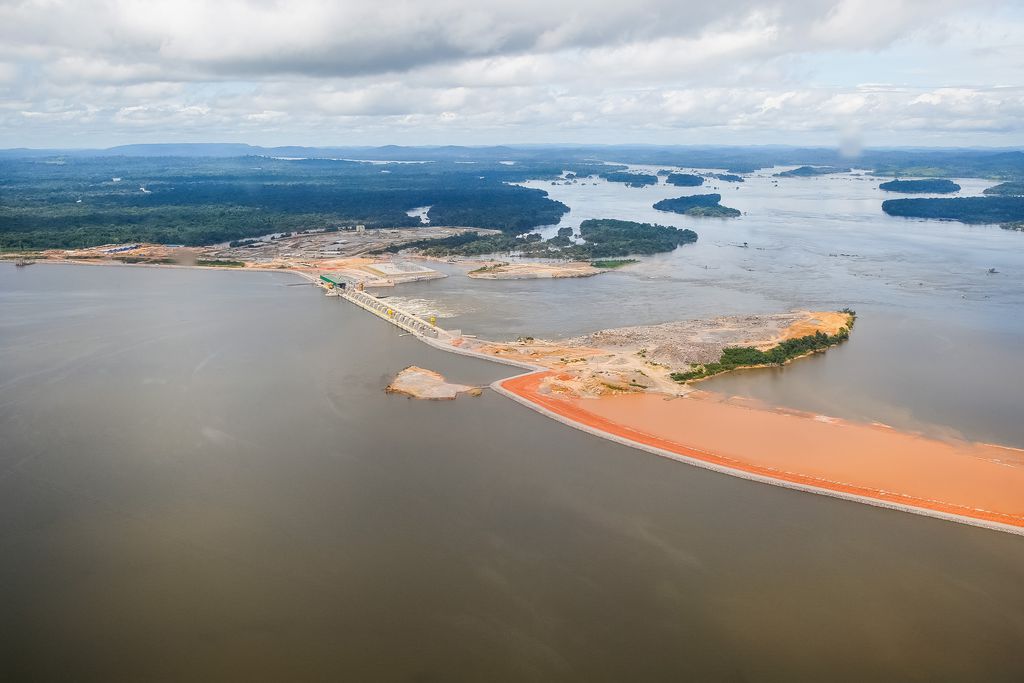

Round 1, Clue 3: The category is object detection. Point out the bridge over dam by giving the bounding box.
[315,277,543,371]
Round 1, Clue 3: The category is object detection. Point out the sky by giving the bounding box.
[0,0,1022,149]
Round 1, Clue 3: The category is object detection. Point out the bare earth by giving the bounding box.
[386,366,482,400]
[467,261,600,279]
[450,310,850,397]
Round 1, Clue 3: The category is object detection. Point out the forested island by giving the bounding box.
[380,219,697,259]
[879,179,960,194]
[983,182,1024,196]
[882,196,1024,226]
[774,166,851,177]
[600,172,658,187]
[707,173,744,183]
[665,173,704,187]
[653,193,741,217]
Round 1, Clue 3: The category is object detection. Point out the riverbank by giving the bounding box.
[495,370,1024,535]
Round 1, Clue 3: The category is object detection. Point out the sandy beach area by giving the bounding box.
[498,371,1024,533]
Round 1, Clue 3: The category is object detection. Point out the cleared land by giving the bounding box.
[467,261,600,279]
[447,310,849,397]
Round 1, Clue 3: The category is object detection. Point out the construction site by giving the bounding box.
[23,224,494,273]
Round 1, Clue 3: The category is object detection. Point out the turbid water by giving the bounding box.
[2,263,1024,681]
[394,168,1024,446]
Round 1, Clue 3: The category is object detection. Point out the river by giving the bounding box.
[2,262,1023,681]
[392,168,1024,446]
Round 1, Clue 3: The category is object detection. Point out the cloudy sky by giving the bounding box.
[1,0,1022,148]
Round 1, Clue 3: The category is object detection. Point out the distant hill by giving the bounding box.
[774,165,851,177]
[2,144,1022,179]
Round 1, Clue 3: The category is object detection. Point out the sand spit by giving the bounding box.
[565,310,850,367]
[439,310,851,399]
[467,261,600,279]
[496,371,1024,534]
[386,366,482,400]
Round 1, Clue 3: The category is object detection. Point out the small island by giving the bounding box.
[386,366,482,400]
[665,173,704,187]
[653,193,741,218]
[774,165,851,177]
[707,173,744,183]
[601,171,658,187]
[882,196,1024,226]
[879,179,960,194]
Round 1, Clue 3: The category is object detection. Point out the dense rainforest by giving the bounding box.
[0,156,617,249]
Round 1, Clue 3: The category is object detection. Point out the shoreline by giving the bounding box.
[5,256,311,277]
[493,370,1024,536]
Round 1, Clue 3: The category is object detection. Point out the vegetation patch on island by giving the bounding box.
[879,179,960,194]
[591,259,638,269]
[665,173,704,187]
[707,173,744,183]
[653,193,741,217]
[384,219,697,259]
[881,196,1024,227]
[196,259,245,267]
[671,310,856,383]
[600,171,658,187]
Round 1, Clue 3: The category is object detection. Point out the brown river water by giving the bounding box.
[2,262,1023,681]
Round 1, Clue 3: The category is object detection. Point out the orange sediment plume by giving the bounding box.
[498,371,1024,533]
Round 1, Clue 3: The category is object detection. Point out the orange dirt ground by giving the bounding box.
[500,371,1024,531]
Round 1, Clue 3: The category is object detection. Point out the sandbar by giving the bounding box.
[498,371,1024,533]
